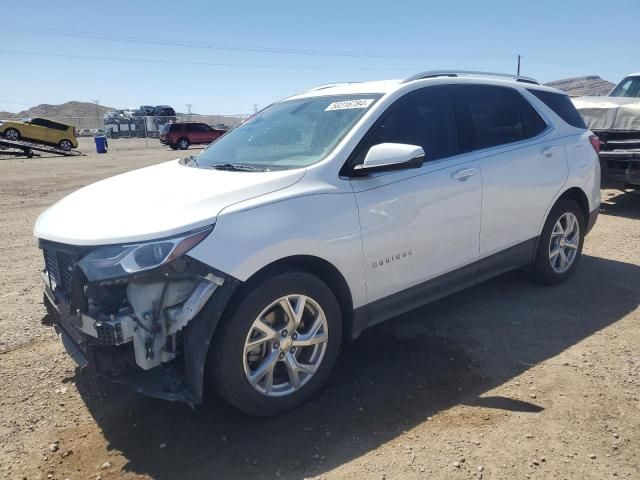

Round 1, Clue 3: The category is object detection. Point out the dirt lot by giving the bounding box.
[0,138,638,479]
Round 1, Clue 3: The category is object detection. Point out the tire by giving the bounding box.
[58,140,73,151]
[177,137,190,150]
[4,128,20,141]
[531,198,585,285]
[208,270,342,416]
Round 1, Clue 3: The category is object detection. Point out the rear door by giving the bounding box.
[186,123,206,144]
[350,86,482,314]
[23,118,50,143]
[455,84,568,273]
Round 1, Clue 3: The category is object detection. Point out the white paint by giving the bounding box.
[35,73,602,315]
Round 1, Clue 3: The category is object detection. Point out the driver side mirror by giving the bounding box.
[353,143,425,174]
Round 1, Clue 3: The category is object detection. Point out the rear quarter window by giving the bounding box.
[527,89,587,129]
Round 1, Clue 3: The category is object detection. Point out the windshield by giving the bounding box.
[610,76,640,98]
[191,94,381,170]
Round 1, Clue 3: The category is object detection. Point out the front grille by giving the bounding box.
[95,321,124,345]
[594,130,640,152]
[43,247,78,295]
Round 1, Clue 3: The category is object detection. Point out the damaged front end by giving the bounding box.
[40,226,238,405]
[594,130,640,187]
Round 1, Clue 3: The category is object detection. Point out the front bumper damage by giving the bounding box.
[595,130,640,187]
[41,241,239,405]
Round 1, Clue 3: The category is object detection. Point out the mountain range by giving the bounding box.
[0,75,618,125]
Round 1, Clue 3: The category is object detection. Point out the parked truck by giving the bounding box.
[573,73,640,188]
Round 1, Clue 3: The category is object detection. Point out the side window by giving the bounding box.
[516,94,547,137]
[355,86,459,165]
[48,121,67,131]
[30,118,48,127]
[526,89,587,129]
[460,85,526,149]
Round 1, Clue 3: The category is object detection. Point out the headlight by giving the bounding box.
[79,226,213,281]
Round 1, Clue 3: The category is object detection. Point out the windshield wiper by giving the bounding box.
[208,163,268,172]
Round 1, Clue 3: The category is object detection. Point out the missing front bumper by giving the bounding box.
[42,265,240,405]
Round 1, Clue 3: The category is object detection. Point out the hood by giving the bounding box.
[572,96,640,131]
[34,159,305,246]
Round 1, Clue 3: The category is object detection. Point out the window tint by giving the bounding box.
[48,121,68,131]
[357,86,459,164]
[187,123,211,132]
[516,94,547,137]
[527,89,587,129]
[460,85,526,149]
[30,118,48,127]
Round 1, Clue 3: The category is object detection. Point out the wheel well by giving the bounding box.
[234,255,355,340]
[557,187,590,225]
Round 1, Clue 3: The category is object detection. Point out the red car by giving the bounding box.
[160,122,226,150]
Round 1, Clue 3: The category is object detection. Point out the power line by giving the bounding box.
[1,49,483,72]
[1,26,515,61]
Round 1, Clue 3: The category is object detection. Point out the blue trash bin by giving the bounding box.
[94,135,108,154]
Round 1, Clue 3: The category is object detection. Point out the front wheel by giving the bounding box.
[208,271,342,416]
[531,199,585,285]
[177,138,190,150]
[4,128,20,141]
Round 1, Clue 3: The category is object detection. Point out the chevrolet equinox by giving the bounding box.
[35,71,601,416]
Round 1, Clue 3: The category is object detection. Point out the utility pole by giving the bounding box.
[253,104,259,114]
[92,99,100,129]
[186,103,192,122]
[517,55,521,76]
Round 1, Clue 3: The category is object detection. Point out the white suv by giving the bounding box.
[35,71,601,416]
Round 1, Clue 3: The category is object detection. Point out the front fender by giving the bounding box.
[187,192,367,310]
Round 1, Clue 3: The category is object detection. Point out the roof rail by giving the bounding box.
[305,82,363,93]
[402,70,539,85]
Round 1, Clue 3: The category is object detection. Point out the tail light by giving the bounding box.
[589,134,601,153]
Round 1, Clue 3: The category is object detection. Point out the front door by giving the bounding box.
[348,86,482,322]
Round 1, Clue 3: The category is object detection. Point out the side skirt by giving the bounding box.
[351,237,538,338]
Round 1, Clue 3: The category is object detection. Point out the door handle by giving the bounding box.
[451,167,476,181]
[541,146,559,157]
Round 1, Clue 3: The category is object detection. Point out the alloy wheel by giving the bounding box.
[549,212,580,273]
[5,129,19,141]
[243,294,329,397]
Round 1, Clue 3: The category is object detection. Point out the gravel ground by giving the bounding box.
[0,139,638,479]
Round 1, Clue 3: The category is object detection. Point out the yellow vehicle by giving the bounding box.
[0,118,78,151]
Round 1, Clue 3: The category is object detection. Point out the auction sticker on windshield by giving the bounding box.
[325,99,375,111]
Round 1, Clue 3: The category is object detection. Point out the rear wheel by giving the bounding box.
[4,128,20,141]
[532,199,585,284]
[58,139,73,151]
[177,137,190,150]
[208,271,342,416]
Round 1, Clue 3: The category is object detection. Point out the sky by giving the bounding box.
[1,0,638,116]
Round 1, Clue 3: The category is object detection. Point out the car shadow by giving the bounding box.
[74,254,639,479]
[600,189,640,220]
